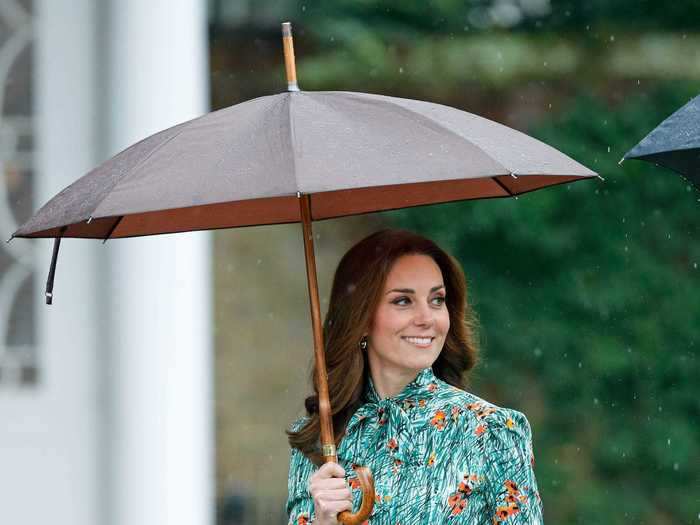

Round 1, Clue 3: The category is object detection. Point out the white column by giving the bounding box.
[103,2,213,525]
[0,1,100,525]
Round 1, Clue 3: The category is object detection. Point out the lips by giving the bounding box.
[402,336,435,347]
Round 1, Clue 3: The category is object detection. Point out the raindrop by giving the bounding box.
[624,246,628,252]
[673,462,679,471]
[533,347,542,357]
[609,35,615,42]
[693,263,697,269]
[257,259,262,265]
[667,438,671,446]
[607,146,611,153]
[577,362,582,368]
[594,398,599,405]
[399,67,404,74]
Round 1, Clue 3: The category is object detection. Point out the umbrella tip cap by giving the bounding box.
[618,157,626,165]
[5,235,13,243]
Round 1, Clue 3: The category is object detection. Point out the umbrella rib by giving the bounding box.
[102,216,124,243]
[491,176,515,196]
[286,94,300,197]
[90,120,194,219]
[345,93,512,175]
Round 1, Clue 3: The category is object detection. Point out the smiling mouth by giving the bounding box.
[401,336,435,347]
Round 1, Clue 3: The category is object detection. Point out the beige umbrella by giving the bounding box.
[10,22,597,524]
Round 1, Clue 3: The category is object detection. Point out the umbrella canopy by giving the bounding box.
[13,90,595,240]
[624,93,700,190]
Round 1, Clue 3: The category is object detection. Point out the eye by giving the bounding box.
[392,296,411,306]
[432,295,446,306]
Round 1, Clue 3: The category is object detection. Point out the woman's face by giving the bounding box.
[367,254,450,378]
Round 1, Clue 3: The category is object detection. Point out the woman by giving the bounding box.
[286,229,543,524]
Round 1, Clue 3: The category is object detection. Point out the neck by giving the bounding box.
[367,359,422,400]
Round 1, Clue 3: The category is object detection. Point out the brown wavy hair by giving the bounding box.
[286,228,480,465]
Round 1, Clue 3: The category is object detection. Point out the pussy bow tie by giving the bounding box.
[339,367,439,467]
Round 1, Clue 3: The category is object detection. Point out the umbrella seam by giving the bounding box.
[91,121,195,218]
[286,94,300,198]
[339,92,512,175]
[625,143,700,159]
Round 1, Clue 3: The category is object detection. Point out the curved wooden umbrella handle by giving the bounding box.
[337,465,374,525]
[296,191,376,522]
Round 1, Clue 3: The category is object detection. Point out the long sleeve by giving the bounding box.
[481,408,543,524]
[286,418,318,525]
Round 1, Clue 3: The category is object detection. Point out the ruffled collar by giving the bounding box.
[363,366,438,405]
[340,366,440,468]
[344,367,439,436]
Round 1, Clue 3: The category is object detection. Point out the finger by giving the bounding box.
[317,461,346,479]
[308,476,347,496]
[315,488,353,501]
[317,498,353,519]
[317,478,349,490]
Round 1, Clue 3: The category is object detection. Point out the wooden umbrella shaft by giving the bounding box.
[298,193,337,462]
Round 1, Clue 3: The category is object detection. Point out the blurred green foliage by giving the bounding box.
[386,84,700,524]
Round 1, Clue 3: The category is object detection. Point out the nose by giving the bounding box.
[412,301,434,326]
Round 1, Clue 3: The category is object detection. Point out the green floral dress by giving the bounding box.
[286,367,543,524]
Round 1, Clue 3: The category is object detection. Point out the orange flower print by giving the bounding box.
[475,424,486,437]
[457,477,473,497]
[494,503,521,522]
[504,480,519,494]
[387,437,398,451]
[377,407,387,426]
[296,514,309,525]
[505,418,515,429]
[431,410,447,430]
[418,399,426,408]
[493,480,524,522]
[447,493,467,516]
[446,474,475,516]
[466,402,497,420]
[427,382,439,392]
[348,476,361,490]
[427,451,436,466]
[451,406,462,422]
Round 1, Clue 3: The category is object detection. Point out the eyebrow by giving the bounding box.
[385,285,445,295]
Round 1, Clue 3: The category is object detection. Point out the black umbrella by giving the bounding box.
[623,93,700,191]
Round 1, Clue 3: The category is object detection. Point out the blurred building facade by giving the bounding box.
[0,1,213,524]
